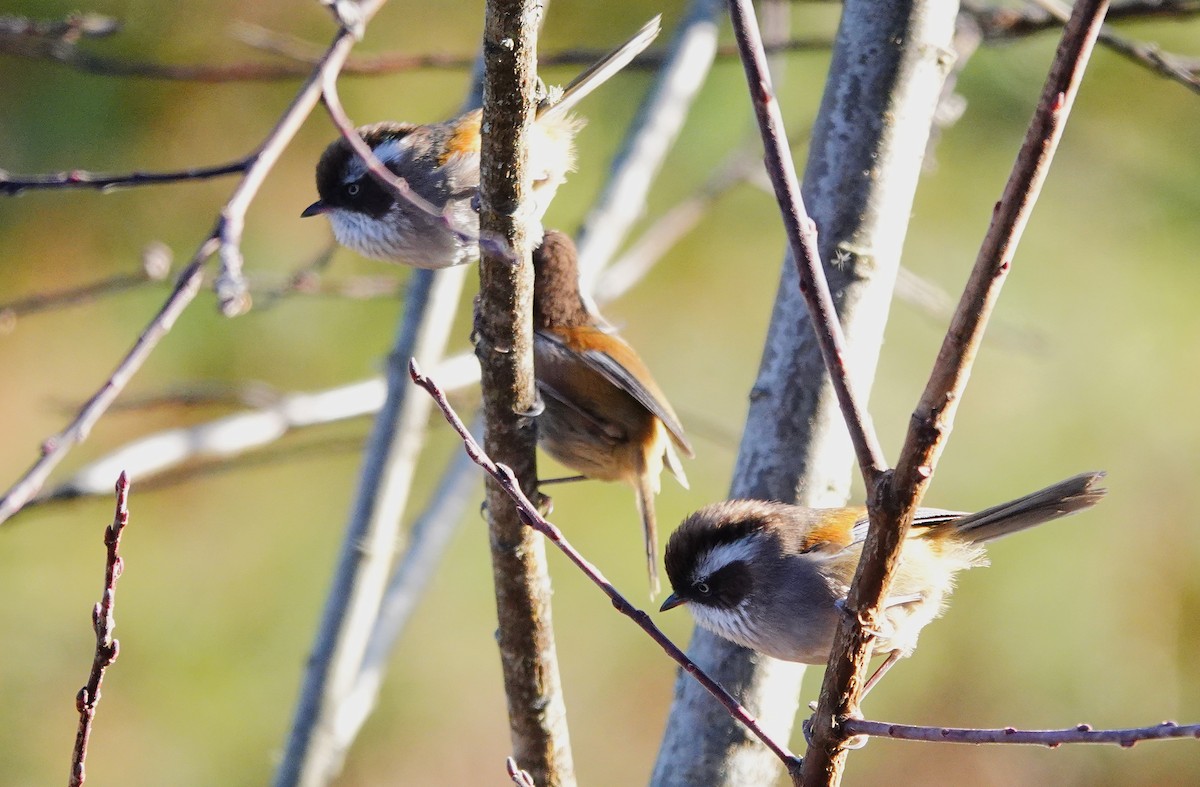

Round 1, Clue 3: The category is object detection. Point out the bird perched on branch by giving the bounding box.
[660,472,1107,690]
[301,16,661,269]
[532,229,693,596]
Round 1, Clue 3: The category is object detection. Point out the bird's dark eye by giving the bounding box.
[345,183,361,198]
[694,581,711,596]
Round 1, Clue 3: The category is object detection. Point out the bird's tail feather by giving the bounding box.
[537,16,662,122]
[949,471,1107,543]
[634,471,661,598]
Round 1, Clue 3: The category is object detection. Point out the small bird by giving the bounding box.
[532,229,694,596]
[660,472,1106,690]
[301,16,661,269]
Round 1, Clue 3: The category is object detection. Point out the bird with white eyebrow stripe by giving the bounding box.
[660,472,1106,692]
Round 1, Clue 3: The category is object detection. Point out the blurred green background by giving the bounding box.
[2,1,1198,785]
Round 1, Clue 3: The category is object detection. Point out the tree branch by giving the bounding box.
[410,361,801,776]
[474,2,575,784]
[68,471,131,787]
[841,718,1200,746]
[727,0,888,490]
[803,2,1111,785]
[655,0,959,782]
[0,4,385,526]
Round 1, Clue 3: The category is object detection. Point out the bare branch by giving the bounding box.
[575,0,722,287]
[272,262,469,785]
[0,156,251,195]
[727,0,889,490]
[0,5,377,526]
[1031,0,1200,95]
[410,361,801,775]
[804,2,1111,785]
[68,471,131,787]
[841,718,1200,747]
[475,2,574,783]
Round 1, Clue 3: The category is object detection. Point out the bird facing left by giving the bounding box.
[301,16,662,269]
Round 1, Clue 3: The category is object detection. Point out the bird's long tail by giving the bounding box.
[537,16,662,122]
[634,471,661,598]
[949,471,1107,543]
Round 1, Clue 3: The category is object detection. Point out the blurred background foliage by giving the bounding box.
[1,1,1198,785]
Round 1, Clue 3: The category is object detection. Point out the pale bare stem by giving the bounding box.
[596,148,759,304]
[339,432,483,746]
[33,353,480,505]
[841,718,1200,746]
[272,262,468,786]
[0,5,382,526]
[68,471,131,787]
[0,241,210,527]
[803,3,1111,786]
[575,0,723,287]
[727,0,888,490]
[410,361,802,774]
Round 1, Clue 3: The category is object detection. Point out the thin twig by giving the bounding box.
[0,157,251,195]
[68,471,131,787]
[727,0,888,491]
[0,8,374,527]
[1032,0,1200,94]
[803,2,1111,785]
[410,360,802,776]
[841,718,1200,746]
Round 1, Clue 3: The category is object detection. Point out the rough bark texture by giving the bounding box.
[651,2,959,784]
[476,2,576,785]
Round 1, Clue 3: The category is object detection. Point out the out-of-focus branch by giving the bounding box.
[0,7,381,526]
[803,2,1110,785]
[575,0,723,288]
[842,718,1200,746]
[272,262,468,785]
[0,243,170,328]
[68,471,130,787]
[474,1,575,784]
[335,428,483,750]
[966,0,1200,95]
[411,362,800,774]
[1033,0,1200,94]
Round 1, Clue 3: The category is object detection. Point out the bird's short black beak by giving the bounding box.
[659,592,684,612]
[301,200,328,218]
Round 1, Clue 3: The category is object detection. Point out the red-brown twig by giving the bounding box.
[726,0,887,491]
[841,718,1200,747]
[0,8,382,527]
[409,359,802,776]
[0,157,251,195]
[803,2,1111,785]
[68,471,131,787]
